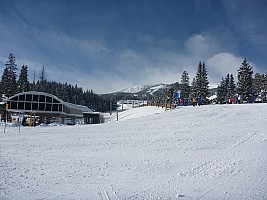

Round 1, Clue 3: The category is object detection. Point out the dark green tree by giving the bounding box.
[263,73,267,101]
[192,61,209,100]
[38,65,47,92]
[253,73,265,98]
[217,77,227,103]
[216,74,236,104]
[180,71,190,99]
[237,59,254,102]
[17,65,30,92]
[190,77,197,99]
[0,53,18,96]
[228,74,236,98]
[224,74,230,99]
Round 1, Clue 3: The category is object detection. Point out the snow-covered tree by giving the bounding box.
[237,59,254,102]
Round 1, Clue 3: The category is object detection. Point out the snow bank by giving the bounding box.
[0,104,267,199]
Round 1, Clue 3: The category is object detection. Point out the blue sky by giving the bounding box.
[0,0,266,93]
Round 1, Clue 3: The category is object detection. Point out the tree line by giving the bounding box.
[167,59,267,104]
[0,53,114,112]
[1,53,267,109]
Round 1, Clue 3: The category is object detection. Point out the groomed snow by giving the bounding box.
[1,104,267,199]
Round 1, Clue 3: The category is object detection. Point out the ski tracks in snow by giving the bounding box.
[98,184,119,200]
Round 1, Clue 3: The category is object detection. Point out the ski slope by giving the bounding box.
[0,104,267,199]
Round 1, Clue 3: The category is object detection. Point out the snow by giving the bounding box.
[207,94,217,101]
[1,104,267,199]
[121,85,150,93]
[147,84,166,95]
[106,105,165,122]
[121,84,166,94]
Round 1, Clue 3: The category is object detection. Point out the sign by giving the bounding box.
[175,90,181,99]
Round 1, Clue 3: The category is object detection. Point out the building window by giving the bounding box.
[39,103,45,110]
[25,103,31,110]
[33,95,38,102]
[53,99,60,103]
[26,94,32,101]
[39,95,45,102]
[46,96,52,103]
[10,102,17,109]
[19,95,25,101]
[46,103,52,111]
[32,103,38,110]
[18,102,24,109]
[52,104,58,112]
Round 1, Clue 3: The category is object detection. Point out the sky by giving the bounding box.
[0,0,267,93]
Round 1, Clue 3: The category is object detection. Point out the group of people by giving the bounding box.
[192,98,203,106]
[177,98,203,107]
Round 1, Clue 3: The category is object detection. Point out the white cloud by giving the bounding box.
[206,52,243,82]
[184,34,221,58]
[1,30,260,94]
[206,52,261,87]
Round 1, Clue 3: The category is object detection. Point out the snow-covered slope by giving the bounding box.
[146,83,167,95]
[1,104,267,199]
[121,85,151,93]
[120,83,167,94]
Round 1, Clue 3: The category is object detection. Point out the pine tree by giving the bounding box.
[0,68,9,95]
[0,53,18,96]
[30,70,36,91]
[17,65,30,92]
[192,61,209,100]
[253,73,265,98]
[190,77,197,99]
[39,65,47,92]
[180,71,190,99]
[217,74,236,104]
[224,74,230,100]
[228,74,236,98]
[263,74,267,102]
[237,59,254,102]
[217,77,227,103]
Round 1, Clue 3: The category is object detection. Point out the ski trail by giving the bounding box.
[196,168,243,200]
[98,184,120,200]
[98,185,108,200]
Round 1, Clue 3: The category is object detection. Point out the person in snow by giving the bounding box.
[192,98,197,107]
[198,98,203,106]
[180,99,183,106]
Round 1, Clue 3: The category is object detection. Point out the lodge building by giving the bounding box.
[1,91,104,125]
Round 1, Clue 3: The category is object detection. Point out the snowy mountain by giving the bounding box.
[121,85,151,93]
[146,83,167,95]
[121,83,168,95]
[1,104,267,199]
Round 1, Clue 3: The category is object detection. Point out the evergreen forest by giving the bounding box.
[1,53,267,110]
[0,53,115,112]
